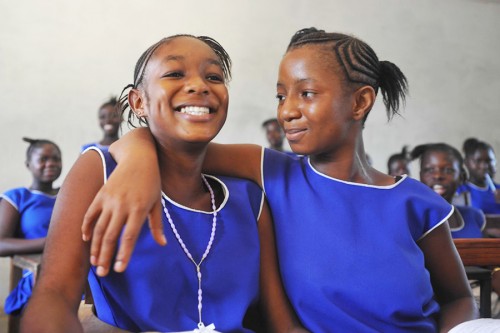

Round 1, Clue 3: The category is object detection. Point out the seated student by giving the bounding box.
[81,28,479,332]
[261,118,295,156]
[411,143,485,238]
[387,145,411,177]
[21,34,304,333]
[456,138,500,214]
[0,137,62,316]
[81,96,122,152]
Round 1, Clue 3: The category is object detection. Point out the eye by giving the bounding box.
[301,91,315,98]
[275,94,285,103]
[207,74,224,83]
[162,71,184,78]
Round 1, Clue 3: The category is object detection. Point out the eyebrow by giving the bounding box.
[277,78,316,87]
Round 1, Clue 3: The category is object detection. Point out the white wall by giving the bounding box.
[1,0,499,303]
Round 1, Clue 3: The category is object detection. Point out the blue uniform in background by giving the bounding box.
[1,188,56,315]
[451,205,485,238]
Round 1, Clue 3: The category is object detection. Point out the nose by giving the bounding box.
[185,76,209,95]
[279,97,301,123]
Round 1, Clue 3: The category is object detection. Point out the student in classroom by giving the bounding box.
[81,28,482,332]
[81,96,122,152]
[411,143,485,238]
[0,137,62,316]
[387,145,411,177]
[21,34,304,333]
[456,138,500,214]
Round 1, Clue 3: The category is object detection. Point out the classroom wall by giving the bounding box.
[1,0,499,307]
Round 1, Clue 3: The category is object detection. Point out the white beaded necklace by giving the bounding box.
[161,174,218,333]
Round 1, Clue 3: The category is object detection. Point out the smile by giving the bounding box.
[432,184,446,195]
[178,106,210,115]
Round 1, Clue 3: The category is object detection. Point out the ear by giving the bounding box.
[128,88,147,118]
[352,86,376,121]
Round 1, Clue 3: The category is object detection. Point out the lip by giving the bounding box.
[432,184,447,196]
[284,127,306,142]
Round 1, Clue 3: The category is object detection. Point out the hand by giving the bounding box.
[81,159,165,276]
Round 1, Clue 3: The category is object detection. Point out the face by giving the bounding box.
[27,144,62,183]
[276,46,357,156]
[420,150,461,202]
[466,148,496,181]
[388,159,410,177]
[264,121,284,148]
[135,37,229,147]
[98,105,121,136]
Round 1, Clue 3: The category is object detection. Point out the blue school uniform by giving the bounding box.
[457,182,500,214]
[87,148,263,333]
[262,148,453,333]
[81,142,109,152]
[1,188,56,315]
[451,205,485,238]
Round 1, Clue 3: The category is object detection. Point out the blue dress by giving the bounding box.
[81,142,109,153]
[456,182,500,214]
[1,188,56,315]
[87,148,263,332]
[262,148,453,333]
[451,206,485,238]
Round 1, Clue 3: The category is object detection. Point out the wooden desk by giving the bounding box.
[8,253,42,333]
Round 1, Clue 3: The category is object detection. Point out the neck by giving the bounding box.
[100,134,119,146]
[157,140,209,207]
[310,134,393,186]
[30,181,56,195]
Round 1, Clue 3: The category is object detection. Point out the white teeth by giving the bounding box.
[179,106,210,115]
[103,124,113,130]
[432,184,445,194]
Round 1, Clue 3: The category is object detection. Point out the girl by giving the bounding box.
[82,28,478,332]
[21,35,302,333]
[457,138,500,214]
[0,137,62,315]
[411,143,485,238]
[387,145,411,177]
[81,96,122,152]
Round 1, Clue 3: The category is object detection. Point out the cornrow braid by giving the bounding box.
[22,137,61,161]
[118,34,232,129]
[287,27,408,122]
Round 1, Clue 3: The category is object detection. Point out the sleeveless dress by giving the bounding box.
[457,182,500,214]
[1,188,56,315]
[87,147,263,333]
[451,205,485,238]
[262,148,453,333]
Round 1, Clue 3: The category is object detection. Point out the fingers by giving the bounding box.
[148,198,167,246]
[113,211,146,273]
[82,194,104,242]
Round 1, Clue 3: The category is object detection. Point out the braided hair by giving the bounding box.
[387,146,410,174]
[287,28,408,122]
[22,137,61,162]
[462,137,494,159]
[118,34,232,128]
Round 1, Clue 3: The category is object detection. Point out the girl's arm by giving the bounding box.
[82,127,263,276]
[0,200,45,256]
[258,198,309,333]
[21,151,106,333]
[419,222,478,332]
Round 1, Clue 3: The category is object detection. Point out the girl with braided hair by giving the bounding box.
[0,137,62,315]
[81,28,479,331]
[22,34,303,333]
[456,138,500,214]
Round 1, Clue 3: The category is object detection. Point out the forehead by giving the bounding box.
[149,37,219,67]
[31,144,60,156]
[423,150,457,163]
[279,45,338,79]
